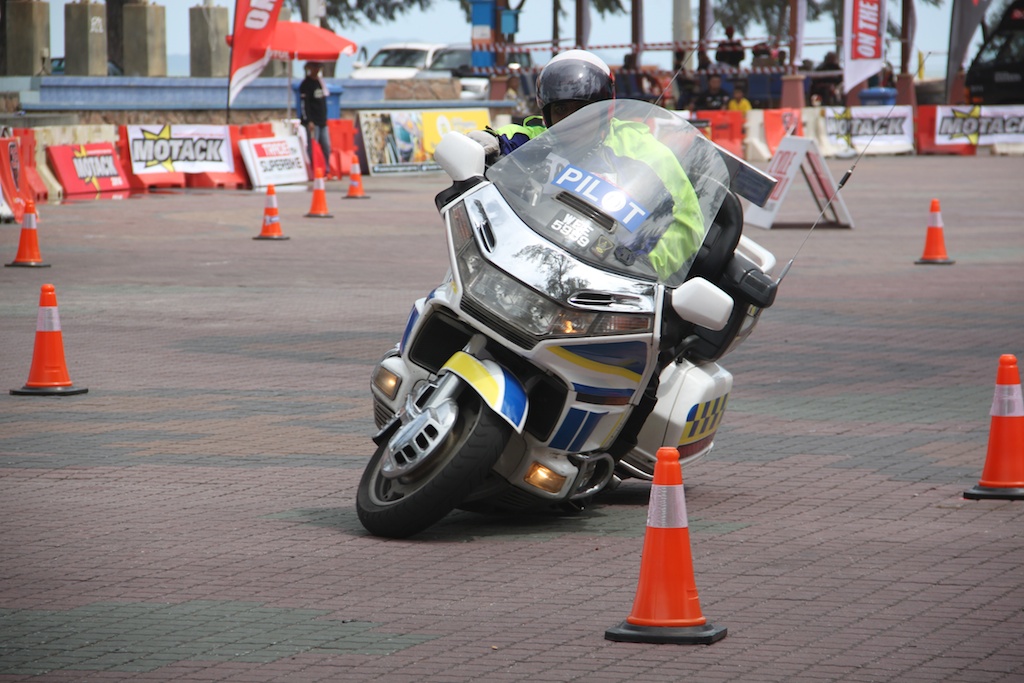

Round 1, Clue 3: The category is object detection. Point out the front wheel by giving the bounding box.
[356,387,512,538]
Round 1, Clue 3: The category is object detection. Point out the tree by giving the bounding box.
[297,0,626,29]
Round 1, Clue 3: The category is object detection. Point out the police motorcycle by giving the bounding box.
[359,100,780,538]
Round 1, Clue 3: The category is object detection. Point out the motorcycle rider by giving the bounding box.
[469,50,705,282]
[468,50,716,471]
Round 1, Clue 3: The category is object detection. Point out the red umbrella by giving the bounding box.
[227,21,357,61]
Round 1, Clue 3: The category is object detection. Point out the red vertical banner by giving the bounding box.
[228,0,285,106]
[842,0,887,91]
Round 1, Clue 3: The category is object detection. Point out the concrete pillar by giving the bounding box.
[6,1,51,76]
[259,6,290,78]
[189,3,229,77]
[781,74,806,109]
[65,1,108,76]
[896,72,917,108]
[123,2,167,77]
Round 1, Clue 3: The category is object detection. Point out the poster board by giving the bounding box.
[744,136,853,230]
[934,105,1024,146]
[238,136,308,187]
[823,106,915,154]
[358,108,491,174]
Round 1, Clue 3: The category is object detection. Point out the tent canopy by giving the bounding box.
[227,21,358,62]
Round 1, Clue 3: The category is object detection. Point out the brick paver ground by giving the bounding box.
[1,154,1023,682]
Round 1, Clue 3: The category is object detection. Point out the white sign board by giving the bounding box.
[126,125,234,175]
[744,136,854,230]
[824,106,915,154]
[239,136,308,187]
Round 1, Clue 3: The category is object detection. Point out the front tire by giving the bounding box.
[356,389,512,538]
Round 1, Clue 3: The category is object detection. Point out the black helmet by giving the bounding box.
[536,50,615,127]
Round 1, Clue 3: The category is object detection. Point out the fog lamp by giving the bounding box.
[524,461,567,494]
[372,366,402,401]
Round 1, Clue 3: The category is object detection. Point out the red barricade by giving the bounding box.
[695,110,746,159]
[762,108,804,155]
[117,126,187,190]
[186,125,250,190]
[328,119,358,178]
[0,136,30,222]
[915,105,976,156]
[11,129,48,202]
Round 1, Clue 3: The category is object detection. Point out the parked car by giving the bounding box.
[348,43,448,80]
[416,44,534,100]
[49,57,123,76]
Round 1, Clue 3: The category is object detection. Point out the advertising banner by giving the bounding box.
[843,0,887,92]
[358,108,491,174]
[239,136,308,187]
[47,143,130,195]
[126,125,235,176]
[823,105,914,154]
[933,105,1024,146]
[228,0,285,106]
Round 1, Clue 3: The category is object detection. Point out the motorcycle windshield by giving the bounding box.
[487,100,731,288]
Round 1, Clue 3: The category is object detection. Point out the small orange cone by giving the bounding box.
[345,153,369,199]
[915,198,955,265]
[965,355,1024,501]
[5,199,50,268]
[254,184,289,240]
[11,284,88,396]
[605,447,727,644]
[304,167,333,218]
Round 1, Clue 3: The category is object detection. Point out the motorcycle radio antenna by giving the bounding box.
[774,58,921,284]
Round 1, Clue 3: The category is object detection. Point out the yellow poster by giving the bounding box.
[421,109,492,156]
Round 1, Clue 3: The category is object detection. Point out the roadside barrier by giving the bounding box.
[254,184,289,240]
[345,154,368,199]
[915,198,955,265]
[10,284,88,396]
[915,106,976,156]
[605,446,727,645]
[11,129,48,202]
[328,119,358,178]
[305,168,333,218]
[965,355,1024,501]
[186,125,250,190]
[695,110,745,159]
[5,199,49,268]
[117,125,187,191]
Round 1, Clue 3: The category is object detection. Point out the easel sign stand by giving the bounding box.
[744,136,854,230]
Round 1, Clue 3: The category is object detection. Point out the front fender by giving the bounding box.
[442,351,527,433]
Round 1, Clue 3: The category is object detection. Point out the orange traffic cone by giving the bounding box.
[965,355,1024,500]
[605,447,727,644]
[5,199,50,268]
[254,184,289,240]
[915,198,955,265]
[11,284,88,396]
[304,167,333,218]
[345,153,369,199]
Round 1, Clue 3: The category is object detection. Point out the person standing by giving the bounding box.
[300,61,332,167]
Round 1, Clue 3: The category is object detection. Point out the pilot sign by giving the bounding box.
[551,164,649,232]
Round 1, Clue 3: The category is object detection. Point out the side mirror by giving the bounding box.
[433,131,485,182]
[671,277,734,331]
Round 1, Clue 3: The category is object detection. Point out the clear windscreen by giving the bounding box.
[486,99,731,287]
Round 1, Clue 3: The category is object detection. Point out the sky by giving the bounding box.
[46,0,978,80]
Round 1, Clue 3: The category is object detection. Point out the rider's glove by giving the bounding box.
[467,130,500,159]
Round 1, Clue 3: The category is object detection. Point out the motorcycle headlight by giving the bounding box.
[450,203,652,338]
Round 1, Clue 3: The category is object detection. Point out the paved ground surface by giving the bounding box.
[1,153,1023,682]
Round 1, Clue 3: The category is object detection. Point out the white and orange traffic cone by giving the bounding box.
[605,447,727,644]
[305,167,333,218]
[915,198,955,265]
[5,199,50,268]
[11,284,88,396]
[965,354,1024,500]
[254,184,289,240]
[345,153,368,199]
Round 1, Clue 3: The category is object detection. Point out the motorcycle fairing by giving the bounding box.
[680,394,729,447]
[441,351,528,433]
